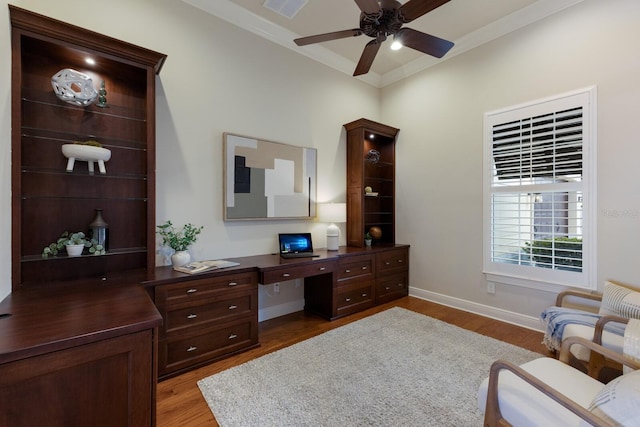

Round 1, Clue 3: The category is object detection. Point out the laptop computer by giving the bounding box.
[278,233,320,258]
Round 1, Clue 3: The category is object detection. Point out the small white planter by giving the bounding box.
[61,144,111,174]
[171,250,191,267]
[66,243,85,257]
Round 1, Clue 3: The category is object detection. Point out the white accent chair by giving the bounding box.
[554,288,629,378]
[544,281,640,378]
[478,336,640,427]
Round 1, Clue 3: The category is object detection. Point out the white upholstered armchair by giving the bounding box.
[477,336,640,427]
[541,281,639,378]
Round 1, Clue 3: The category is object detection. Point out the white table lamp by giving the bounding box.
[318,203,346,251]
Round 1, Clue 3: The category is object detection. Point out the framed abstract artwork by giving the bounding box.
[223,133,317,220]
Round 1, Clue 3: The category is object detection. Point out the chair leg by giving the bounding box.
[588,351,605,379]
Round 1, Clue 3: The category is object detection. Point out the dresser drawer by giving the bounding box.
[376,248,409,275]
[160,290,256,336]
[261,261,334,284]
[336,254,374,282]
[159,316,258,376]
[335,281,374,317]
[376,272,409,304]
[155,271,257,306]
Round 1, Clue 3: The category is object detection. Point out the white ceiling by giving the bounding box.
[182,0,584,87]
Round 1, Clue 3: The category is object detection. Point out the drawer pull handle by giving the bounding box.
[345,298,351,302]
[345,269,351,273]
[385,262,391,266]
[397,259,404,263]
[187,313,197,319]
[361,266,368,270]
[186,288,198,294]
[319,267,326,271]
[282,273,291,278]
[228,334,238,340]
[228,305,238,310]
[187,346,197,352]
[362,293,368,297]
[228,282,238,286]
[398,283,404,287]
[385,286,391,290]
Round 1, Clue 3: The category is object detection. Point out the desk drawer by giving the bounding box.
[376,272,409,304]
[336,254,374,282]
[159,316,258,376]
[335,281,374,317]
[261,261,334,284]
[155,272,256,306]
[161,291,256,336]
[376,248,409,275]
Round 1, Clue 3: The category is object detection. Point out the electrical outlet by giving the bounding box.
[274,283,280,294]
[487,282,496,294]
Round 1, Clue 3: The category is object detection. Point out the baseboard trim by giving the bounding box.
[259,299,305,322]
[409,287,544,332]
[258,289,544,332]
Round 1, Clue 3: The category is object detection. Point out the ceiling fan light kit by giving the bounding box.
[293,0,454,76]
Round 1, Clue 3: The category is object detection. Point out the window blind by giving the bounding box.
[492,107,583,183]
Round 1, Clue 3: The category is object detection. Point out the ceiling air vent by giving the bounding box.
[263,0,308,19]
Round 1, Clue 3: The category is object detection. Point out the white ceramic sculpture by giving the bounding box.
[51,68,98,106]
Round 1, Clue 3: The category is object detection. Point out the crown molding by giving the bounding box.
[183,0,584,89]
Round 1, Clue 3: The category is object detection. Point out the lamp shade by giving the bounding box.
[317,203,346,224]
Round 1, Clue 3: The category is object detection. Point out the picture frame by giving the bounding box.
[223,133,317,221]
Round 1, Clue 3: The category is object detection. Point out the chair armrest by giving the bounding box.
[593,315,629,345]
[555,289,602,307]
[560,336,640,371]
[484,358,616,427]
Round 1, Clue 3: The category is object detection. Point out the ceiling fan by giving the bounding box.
[294,0,454,76]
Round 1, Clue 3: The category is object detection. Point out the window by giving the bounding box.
[483,87,596,291]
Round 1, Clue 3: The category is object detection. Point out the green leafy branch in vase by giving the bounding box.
[156,220,203,252]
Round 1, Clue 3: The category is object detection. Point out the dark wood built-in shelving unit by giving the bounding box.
[4,6,166,426]
[344,118,400,247]
[11,5,166,290]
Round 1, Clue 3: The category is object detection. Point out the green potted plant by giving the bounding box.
[156,220,203,267]
[42,231,106,258]
[364,232,373,247]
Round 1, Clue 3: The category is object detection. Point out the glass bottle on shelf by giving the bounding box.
[89,209,109,251]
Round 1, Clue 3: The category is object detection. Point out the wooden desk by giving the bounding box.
[145,244,409,379]
[0,282,162,426]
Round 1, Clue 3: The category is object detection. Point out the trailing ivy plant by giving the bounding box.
[42,231,106,257]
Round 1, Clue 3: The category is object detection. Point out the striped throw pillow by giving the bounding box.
[599,281,640,319]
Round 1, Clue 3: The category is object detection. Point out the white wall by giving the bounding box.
[382,0,640,322]
[0,0,380,300]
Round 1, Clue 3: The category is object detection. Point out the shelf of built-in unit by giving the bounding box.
[22,88,146,121]
[19,250,149,285]
[22,248,147,263]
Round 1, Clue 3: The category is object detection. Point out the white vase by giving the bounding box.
[66,243,85,257]
[171,250,190,267]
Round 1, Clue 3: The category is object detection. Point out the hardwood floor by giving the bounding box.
[156,296,551,426]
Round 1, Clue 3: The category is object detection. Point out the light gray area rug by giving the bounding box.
[198,307,541,426]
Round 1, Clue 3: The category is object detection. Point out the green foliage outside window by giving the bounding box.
[523,237,582,271]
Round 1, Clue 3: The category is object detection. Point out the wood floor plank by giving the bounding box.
[156,296,550,426]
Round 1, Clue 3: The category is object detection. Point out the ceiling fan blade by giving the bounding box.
[354,0,381,15]
[399,0,451,23]
[353,40,382,76]
[395,27,454,58]
[294,29,363,46]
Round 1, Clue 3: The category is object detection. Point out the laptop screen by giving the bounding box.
[279,233,313,254]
